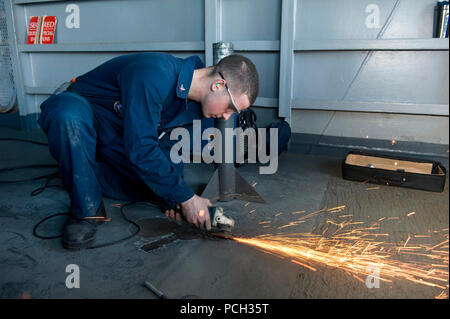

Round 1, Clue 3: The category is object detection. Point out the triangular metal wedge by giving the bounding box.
[201,167,265,203]
[234,169,265,203]
[201,169,220,202]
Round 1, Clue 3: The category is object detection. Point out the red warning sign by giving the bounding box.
[39,16,57,44]
[26,16,41,44]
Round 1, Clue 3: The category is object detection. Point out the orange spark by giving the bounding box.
[240,208,449,291]
[428,240,449,251]
[435,290,448,299]
[404,235,411,247]
[352,274,365,283]
[291,259,317,272]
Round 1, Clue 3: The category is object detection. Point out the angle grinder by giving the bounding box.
[208,206,235,239]
[169,205,235,239]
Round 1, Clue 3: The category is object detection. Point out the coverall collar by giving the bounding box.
[176,55,205,101]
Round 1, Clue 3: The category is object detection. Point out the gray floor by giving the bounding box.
[0,127,448,299]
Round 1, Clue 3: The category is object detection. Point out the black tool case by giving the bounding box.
[342,152,447,192]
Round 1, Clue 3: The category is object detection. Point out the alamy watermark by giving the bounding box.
[65,4,80,29]
[365,4,380,29]
[169,120,279,175]
[65,264,80,289]
[365,263,380,288]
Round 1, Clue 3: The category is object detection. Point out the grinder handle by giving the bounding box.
[168,205,215,230]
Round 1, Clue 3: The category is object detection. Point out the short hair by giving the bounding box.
[210,54,259,106]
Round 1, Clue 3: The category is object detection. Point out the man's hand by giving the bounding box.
[165,194,212,230]
[164,205,183,223]
[182,194,213,230]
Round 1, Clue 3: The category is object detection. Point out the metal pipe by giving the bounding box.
[143,280,167,299]
[213,42,235,202]
[202,42,264,203]
[213,42,234,65]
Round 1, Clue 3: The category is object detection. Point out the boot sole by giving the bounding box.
[63,235,96,251]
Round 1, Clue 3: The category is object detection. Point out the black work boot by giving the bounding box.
[63,202,108,250]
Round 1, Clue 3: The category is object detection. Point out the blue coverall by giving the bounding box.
[38,53,205,219]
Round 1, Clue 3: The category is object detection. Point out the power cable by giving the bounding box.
[0,137,148,249]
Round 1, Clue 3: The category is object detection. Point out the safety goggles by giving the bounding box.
[218,71,240,114]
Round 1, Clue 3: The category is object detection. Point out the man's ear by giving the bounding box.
[211,79,224,91]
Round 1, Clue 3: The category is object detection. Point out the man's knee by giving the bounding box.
[39,92,93,131]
